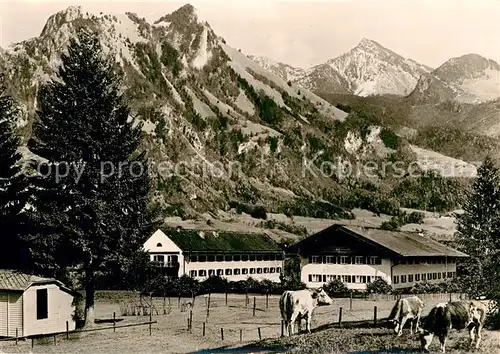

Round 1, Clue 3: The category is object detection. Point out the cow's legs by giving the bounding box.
[398,315,409,336]
[305,314,312,334]
[289,313,299,336]
[439,334,447,353]
[415,309,422,332]
[475,323,483,349]
[468,325,476,348]
[409,318,414,335]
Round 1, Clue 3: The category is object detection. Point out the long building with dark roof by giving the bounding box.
[143,227,284,282]
[288,225,468,290]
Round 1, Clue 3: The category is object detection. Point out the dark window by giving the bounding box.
[190,255,198,262]
[208,269,215,276]
[199,270,206,276]
[442,272,447,279]
[277,267,282,273]
[276,254,283,261]
[234,269,241,275]
[270,267,276,273]
[225,255,232,262]
[250,268,256,274]
[199,255,206,262]
[256,255,263,261]
[37,289,48,320]
[408,274,414,283]
[242,268,248,275]
[207,255,215,262]
[171,255,178,264]
[190,270,197,277]
[308,274,312,282]
[156,243,162,247]
[249,255,256,261]
[233,255,241,262]
[263,268,269,273]
[257,268,263,274]
[393,276,399,284]
[225,269,232,276]
[216,255,223,262]
[415,274,420,282]
[217,269,224,276]
[263,255,270,261]
[241,255,249,261]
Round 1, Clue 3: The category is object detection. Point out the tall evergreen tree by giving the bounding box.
[0,73,29,270]
[456,156,500,297]
[26,28,157,326]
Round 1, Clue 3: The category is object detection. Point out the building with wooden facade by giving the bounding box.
[0,270,77,338]
[287,225,468,290]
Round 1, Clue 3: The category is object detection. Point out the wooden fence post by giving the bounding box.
[206,294,211,322]
[350,291,353,310]
[253,297,256,316]
[32,338,34,349]
[221,328,224,341]
[225,291,228,306]
[240,329,242,342]
[178,294,181,308]
[258,327,262,340]
[203,322,206,336]
[149,303,152,335]
[246,292,249,307]
[15,328,18,345]
[449,293,452,302]
[338,307,343,328]
[281,320,284,337]
[66,321,69,339]
[374,306,378,325]
[189,310,193,332]
[266,293,269,309]
[187,318,190,330]
[54,334,56,346]
[113,312,116,332]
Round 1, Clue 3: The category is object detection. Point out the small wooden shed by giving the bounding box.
[0,270,78,338]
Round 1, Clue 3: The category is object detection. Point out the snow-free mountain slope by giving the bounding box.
[409,54,500,104]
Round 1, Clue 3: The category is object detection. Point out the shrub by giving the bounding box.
[380,128,400,149]
[324,279,349,296]
[366,277,392,294]
[250,205,267,220]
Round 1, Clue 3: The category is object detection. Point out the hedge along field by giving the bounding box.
[1,292,498,353]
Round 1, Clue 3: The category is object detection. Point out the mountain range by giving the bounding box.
[251,39,500,104]
[0,4,496,222]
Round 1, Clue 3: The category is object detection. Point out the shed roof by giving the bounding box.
[0,270,77,294]
[162,228,282,253]
[340,226,469,258]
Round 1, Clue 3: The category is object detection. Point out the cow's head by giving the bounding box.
[467,302,480,327]
[418,328,434,351]
[388,318,401,334]
[311,288,334,306]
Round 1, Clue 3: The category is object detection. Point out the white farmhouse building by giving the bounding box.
[0,270,78,338]
[288,225,468,290]
[144,228,284,282]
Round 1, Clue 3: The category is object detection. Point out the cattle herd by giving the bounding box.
[279,288,494,353]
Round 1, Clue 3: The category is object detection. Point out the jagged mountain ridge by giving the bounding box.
[249,39,433,97]
[409,54,500,104]
[0,4,477,219]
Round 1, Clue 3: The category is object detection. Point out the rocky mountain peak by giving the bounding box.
[40,5,87,37]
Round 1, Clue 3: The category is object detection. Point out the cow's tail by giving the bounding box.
[280,291,293,322]
[389,299,402,321]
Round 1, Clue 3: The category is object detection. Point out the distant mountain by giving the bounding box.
[409,54,500,104]
[250,39,433,97]
[248,55,306,83]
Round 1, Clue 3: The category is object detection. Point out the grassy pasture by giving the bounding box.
[0,291,498,353]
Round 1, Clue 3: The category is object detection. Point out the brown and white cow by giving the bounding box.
[388,296,424,336]
[418,300,487,353]
[279,288,334,336]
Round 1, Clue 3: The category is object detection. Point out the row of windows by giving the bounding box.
[153,255,178,264]
[396,259,456,265]
[309,256,382,265]
[393,272,457,284]
[189,254,283,262]
[308,274,383,284]
[190,267,282,277]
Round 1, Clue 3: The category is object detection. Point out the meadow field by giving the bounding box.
[0,291,498,353]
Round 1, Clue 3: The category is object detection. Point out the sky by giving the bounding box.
[1,0,499,69]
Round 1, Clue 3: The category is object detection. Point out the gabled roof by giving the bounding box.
[341,226,469,258]
[292,225,468,258]
[162,228,282,253]
[0,270,78,295]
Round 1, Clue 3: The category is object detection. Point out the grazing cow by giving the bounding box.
[419,300,487,353]
[388,296,424,336]
[279,288,333,336]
